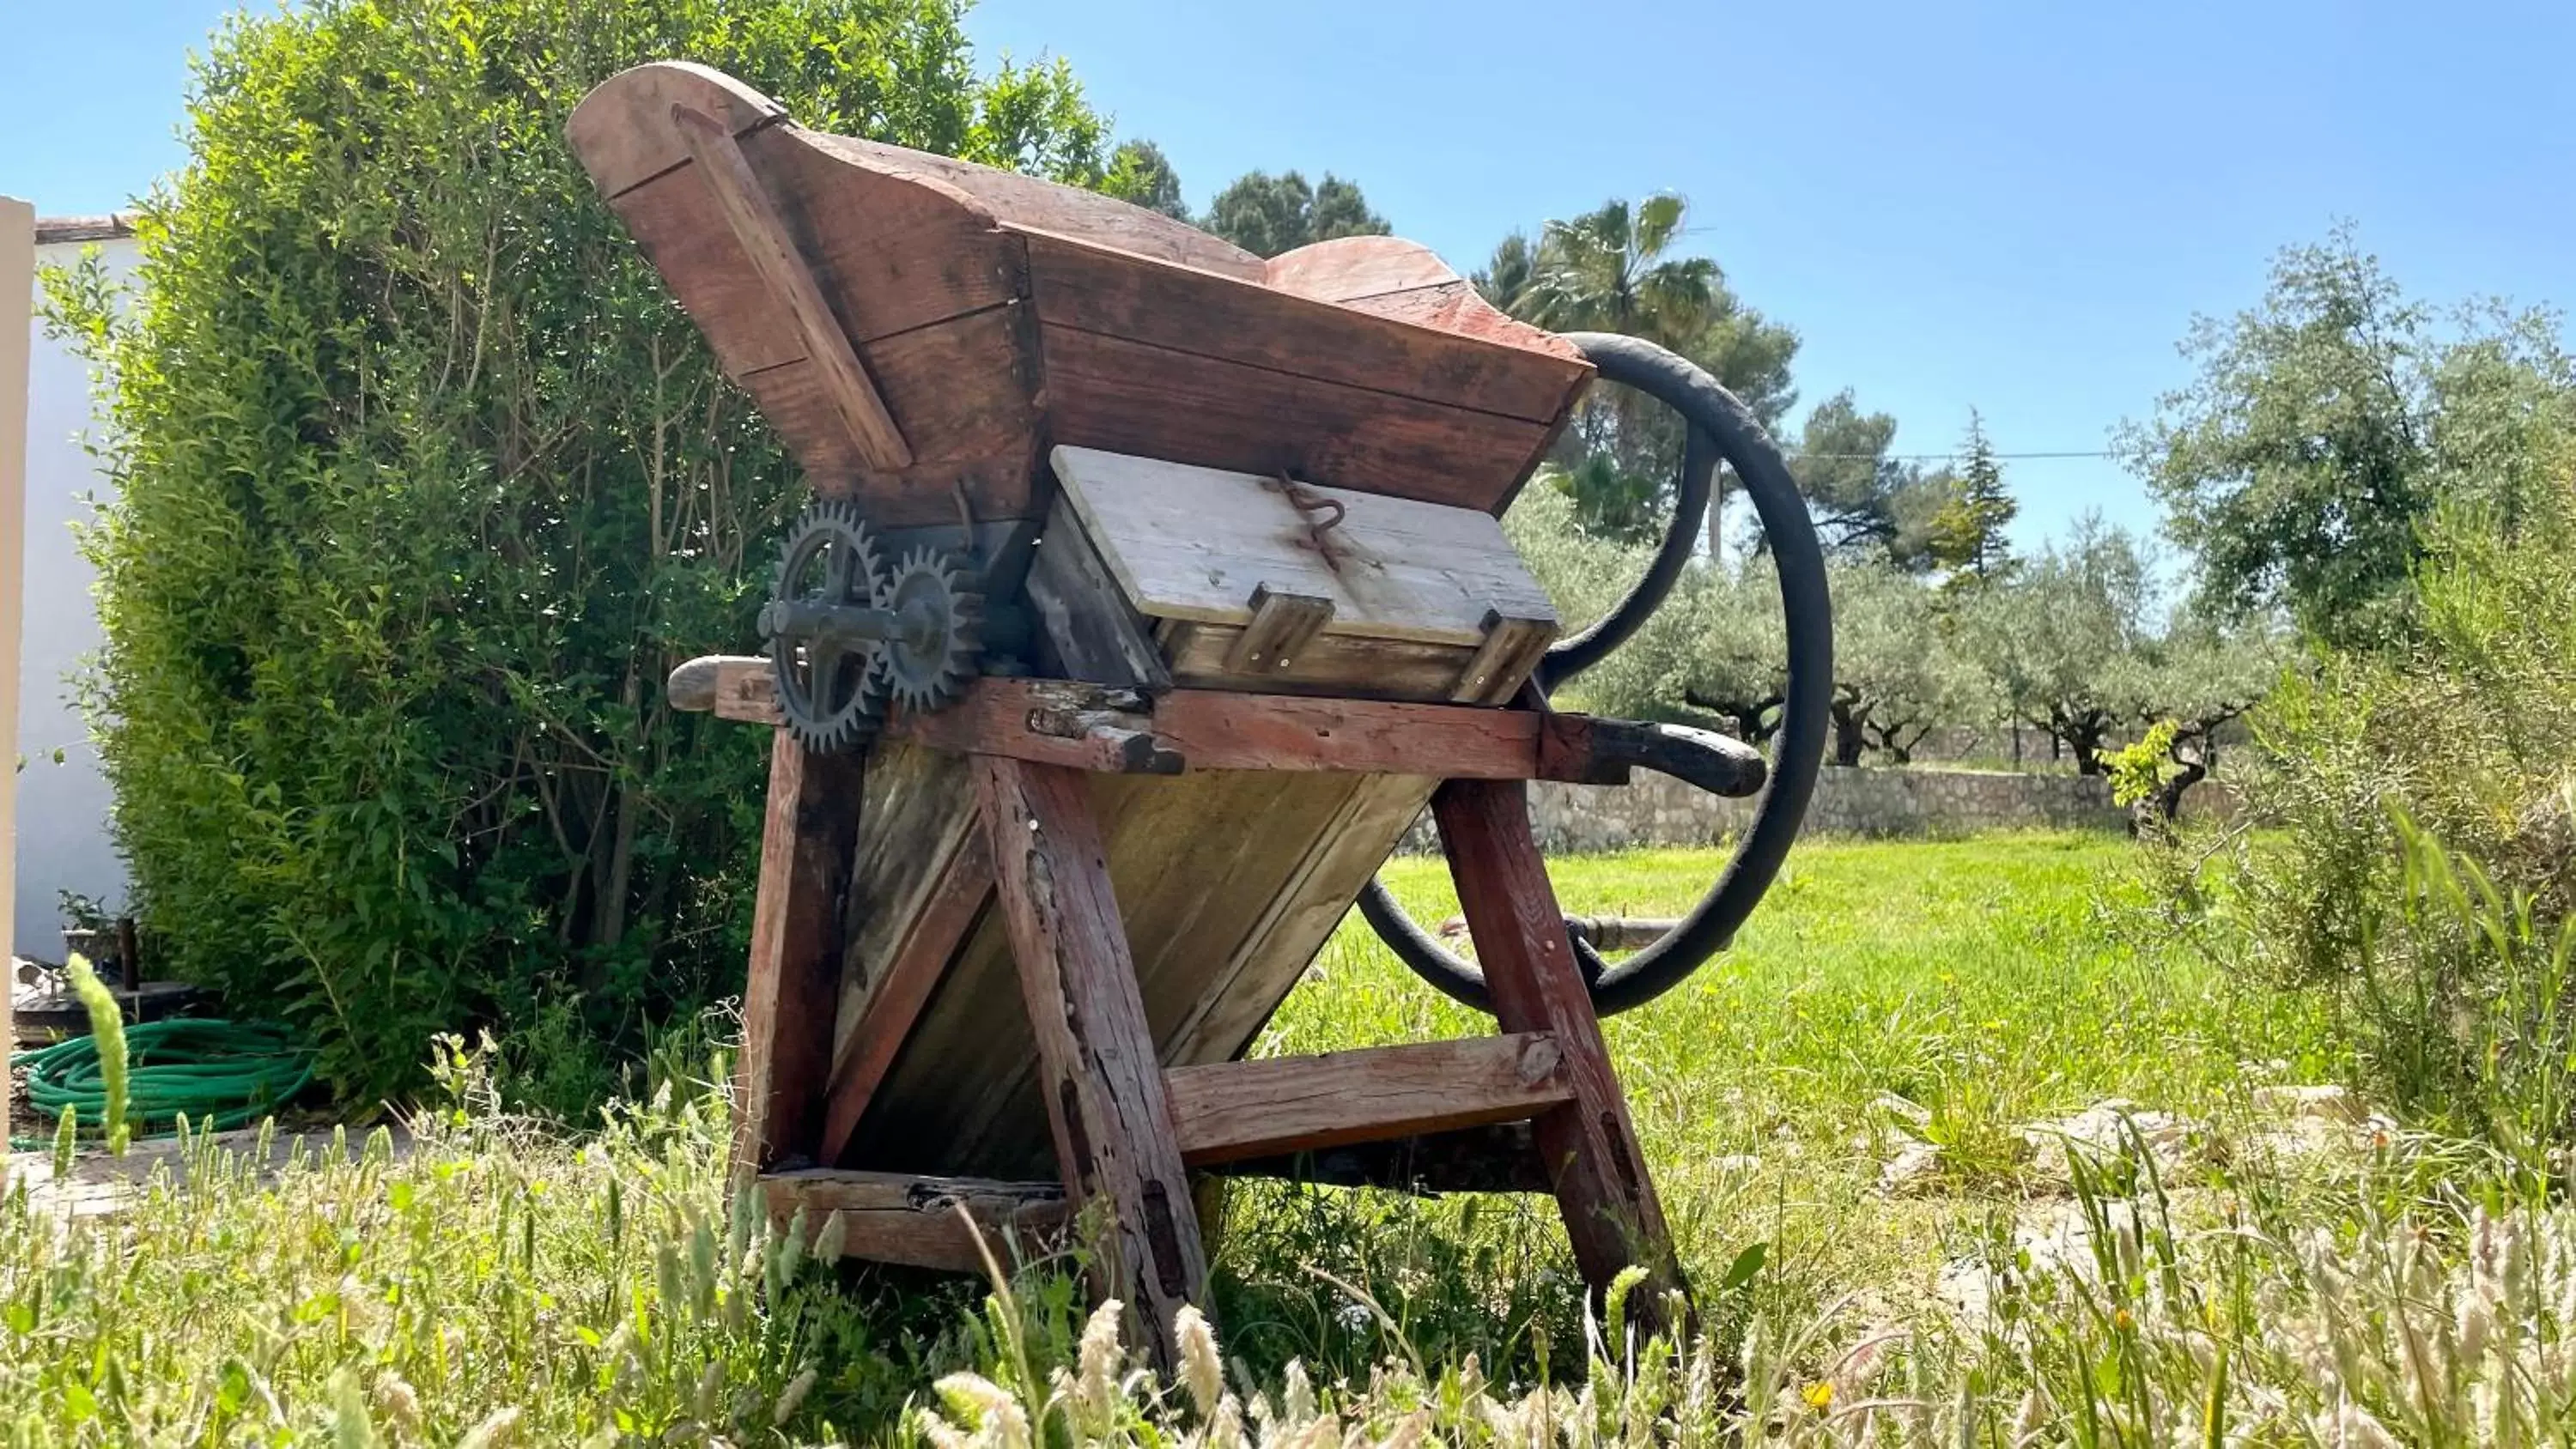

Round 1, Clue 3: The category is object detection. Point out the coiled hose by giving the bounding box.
[11,1018,315,1143]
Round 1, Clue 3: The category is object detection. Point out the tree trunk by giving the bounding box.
[1830,696,1867,767]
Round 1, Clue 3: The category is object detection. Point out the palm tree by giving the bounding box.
[1516,196,1722,544]
[1522,194,1717,348]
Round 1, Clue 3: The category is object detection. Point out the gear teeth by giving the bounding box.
[875,546,984,716]
[766,500,892,755]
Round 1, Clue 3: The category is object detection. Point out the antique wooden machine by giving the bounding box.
[568,62,1833,1365]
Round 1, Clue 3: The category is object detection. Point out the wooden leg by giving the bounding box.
[977,756,1208,1369]
[733,733,865,1180]
[1432,778,1686,1325]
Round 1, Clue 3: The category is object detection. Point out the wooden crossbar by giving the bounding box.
[1165,1034,1574,1164]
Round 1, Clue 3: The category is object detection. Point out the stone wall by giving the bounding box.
[1401,765,2127,852]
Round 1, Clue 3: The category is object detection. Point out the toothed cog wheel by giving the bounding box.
[876,548,983,715]
[763,500,890,755]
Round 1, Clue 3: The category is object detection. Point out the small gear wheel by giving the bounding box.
[876,546,984,715]
[764,500,890,754]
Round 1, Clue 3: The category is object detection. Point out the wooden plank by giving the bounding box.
[1222,585,1335,674]
[592,166,811,377]
[817,828,994,1167]
[890,682,1181,774]
[1157,772,1436,1067]
[1159,623,1488,702]
[667,654,765,714]
[1433,779,1683,1320]
[1049,446,1556,646]
[1041,325,1561,518]
[568,60,789,200]
[762,1168,1067,1274]
[1024,231,1588,424]
[733,734,865,1177]
[1166,1034,1572,1164]
[1450,611,1558,705]
[670,103,911,472]
[828,741,979,1087]
[1028,496,1174,691]
[1146,689,1536,777]
[741,303,1042,524]
[979,758,1209,1366]
[803,132,1267,282]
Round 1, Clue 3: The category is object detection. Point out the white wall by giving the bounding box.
[17,234,133,962]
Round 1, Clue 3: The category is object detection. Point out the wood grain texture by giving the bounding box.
[828,742,980,1076]
[1433,779,1683,1319]
[734,734,865,1178]
[817,828,994,1167]
[666,654,764,714]
[980,758,1209,1364]
[1051,446,1557,645]
[1223,585,1335,675]
[1145,689,1536,776]
[1261,235,1590,367]
[1042,326,1559,516]
[744,302,1044,524]
[762,1168,1066,1273]
[799,131,1266,282]
[671,103,911,471]
[568,61,788,199]
[1451,613,1558,705]
[1166,1034,1572,1164]
[1028,497,1174,691]
[1025,231,1587,423]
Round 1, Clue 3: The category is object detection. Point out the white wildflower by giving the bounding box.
[2312,1398,2400,1449]
[772,1367,817,1428]
[1176,1304,1224,1417]
[455,1407,520,1449]
[1076,1298,1124,1420]
[934,1372,1032,1449]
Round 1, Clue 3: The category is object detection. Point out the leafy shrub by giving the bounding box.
[45,0,1111,1102]
[2148,462,2576,1145]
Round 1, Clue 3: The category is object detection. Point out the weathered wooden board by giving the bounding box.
[1050,446,1556,648]
[762,1168,1066,1274]
[1165,1034,1573,1163]
[836,765,1436,1179]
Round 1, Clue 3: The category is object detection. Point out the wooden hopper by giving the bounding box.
[572,62,1737,1366]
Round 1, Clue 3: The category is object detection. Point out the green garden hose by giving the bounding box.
[10,1018,315,1143]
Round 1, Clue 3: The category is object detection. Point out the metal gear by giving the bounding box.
[875,546,983,715]
[764,500,890,755]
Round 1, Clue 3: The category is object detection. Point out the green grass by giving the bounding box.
[0,834,2433,1446]
[1207,834,2338,1369]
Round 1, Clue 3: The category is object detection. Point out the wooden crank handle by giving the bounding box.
[1580,718,1765,799]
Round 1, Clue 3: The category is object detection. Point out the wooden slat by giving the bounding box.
[733,735,865,1177]
[1450,611,1557,705]
[980,758,1209,1366]
[1026,231,1587,424]
[1029,496,1175,691]
[762,1168,1066,1274]
[1042,325,1560,518]
[828,741,979,1098]
[1222,585,1335,674]
[1145,689,1536,776]
[670,104,911,472]
[1434,779,1683,1323]
[817,828,994,1167]
[1049,446,1557,646]
[890,682,1180,774]
[1166,1034,1571,1164]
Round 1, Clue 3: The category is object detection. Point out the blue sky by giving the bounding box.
[7,1,2573,555]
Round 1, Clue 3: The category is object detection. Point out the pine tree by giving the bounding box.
[1928,410,2018,588]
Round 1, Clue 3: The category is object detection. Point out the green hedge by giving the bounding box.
[47,0,1110,1103]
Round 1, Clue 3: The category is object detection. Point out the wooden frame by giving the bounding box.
[730,703,1688,1367]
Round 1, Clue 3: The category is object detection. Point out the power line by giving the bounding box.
[1799,449,2117,462]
